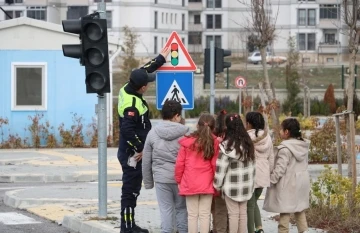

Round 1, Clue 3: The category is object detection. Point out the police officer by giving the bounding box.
[117,47,170,233]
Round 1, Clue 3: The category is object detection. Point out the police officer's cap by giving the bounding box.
[130,68,156,89]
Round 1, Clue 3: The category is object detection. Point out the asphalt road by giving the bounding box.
[0,183,74,233]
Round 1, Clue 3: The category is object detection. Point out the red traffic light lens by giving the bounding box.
[85,22,103,42]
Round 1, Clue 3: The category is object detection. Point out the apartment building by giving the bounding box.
[188,0,345,62]
[0,0,188,56]
[0,0,347,62]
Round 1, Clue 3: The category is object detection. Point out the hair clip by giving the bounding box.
[221,109,227,114]
[234,114,238,118]
[230,117,233,121]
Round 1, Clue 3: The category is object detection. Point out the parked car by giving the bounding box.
[247,51,269,64]
[247,51,287,65]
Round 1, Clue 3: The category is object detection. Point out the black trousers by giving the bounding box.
[117,149,143,210]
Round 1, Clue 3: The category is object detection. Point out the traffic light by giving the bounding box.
[171,43,179,66]
[62,13,110,95]
[204,48,211,84]
[62,19,84,65]
[215,48,232,73]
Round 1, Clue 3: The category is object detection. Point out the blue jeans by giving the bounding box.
[155,183,187,233]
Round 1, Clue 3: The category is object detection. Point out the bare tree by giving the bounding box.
[342,1,359,181]
[238,0,280,138]
[119,26,140,81]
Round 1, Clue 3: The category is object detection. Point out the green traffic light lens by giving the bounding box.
[85,23,103,42]
[86,72,106,90]
[171,58,179,66]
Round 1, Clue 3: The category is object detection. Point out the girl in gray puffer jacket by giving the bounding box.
[142,100,189,233]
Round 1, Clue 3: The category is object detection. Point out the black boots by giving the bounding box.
[120,207,149,233]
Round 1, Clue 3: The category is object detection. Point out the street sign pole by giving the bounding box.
[97,0,107,218]
[239,88,242,115]
[210,41,215,115]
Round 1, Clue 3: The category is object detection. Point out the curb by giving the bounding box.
[4,189,98,209]
[62,215,162,233]
[0,173,122,183]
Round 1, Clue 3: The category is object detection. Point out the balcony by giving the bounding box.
[188,2,203,11]
[188,23,203,31]
[319,19,339,29]
[317,0,339,4]
[318,43,341,54]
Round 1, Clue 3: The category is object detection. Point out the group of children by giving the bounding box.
[142,100,311,233]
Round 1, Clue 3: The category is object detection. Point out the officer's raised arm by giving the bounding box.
[140,47,171,73]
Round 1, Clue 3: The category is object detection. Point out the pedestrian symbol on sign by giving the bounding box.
[161,80,189,105]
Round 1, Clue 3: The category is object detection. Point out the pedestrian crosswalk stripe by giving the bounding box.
[0,212,41,225]
[161,80,189,105]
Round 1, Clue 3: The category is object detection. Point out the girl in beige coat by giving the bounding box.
[263,118,310,233]
[246,112,274,233]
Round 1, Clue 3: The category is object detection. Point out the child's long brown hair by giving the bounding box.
[189,113,216,160]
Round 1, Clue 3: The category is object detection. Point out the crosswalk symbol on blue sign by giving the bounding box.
[156,72,194,110]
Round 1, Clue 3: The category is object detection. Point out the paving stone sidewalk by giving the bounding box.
[3,182,327,233]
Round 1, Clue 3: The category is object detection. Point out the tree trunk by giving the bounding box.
[260,47,280,140]
[346,39,358,178]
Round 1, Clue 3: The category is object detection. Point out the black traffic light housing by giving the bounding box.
[62,12,110,95]
[215,48,232,73]
[203,47,232,84]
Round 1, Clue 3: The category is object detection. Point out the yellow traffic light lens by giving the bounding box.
[171,51,178,57]
[87,48,105,66]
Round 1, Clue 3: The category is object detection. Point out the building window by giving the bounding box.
[320,5,339,19]
[171,13,173,24]
[298,9,316,26]
[162,12,164,23]
[182,37,185,44]
[298,33,316,51]
[154,11,158,29]
[206,15,221,29]
[182,13,185,31]
[188,32,202,45]
[175,14,177,24]
[161,37,164,47]
[206,35,222,48]
[154,36,158,54]
[94,0,111,2]
[308,9,316,26]
[11,63,47,111]
[67,6,88,20]
[182,0,185,7]
[189,0,201,2]
[27,6,46,21]
[6,0,23,3]
[5,10,23,20]
[194,15,201,24]
[206,0,221,8]
[155,0,157,4]
[325,33,336,44]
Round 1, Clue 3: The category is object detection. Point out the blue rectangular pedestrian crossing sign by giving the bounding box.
[156,72,194,110]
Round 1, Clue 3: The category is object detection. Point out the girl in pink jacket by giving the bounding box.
[175,113,220,233]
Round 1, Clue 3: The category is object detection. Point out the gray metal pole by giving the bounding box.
[97,0,107,218]
[210,41,215,115]
[251,86,254,111]
[181,109,185,119]
[239,88,242,115]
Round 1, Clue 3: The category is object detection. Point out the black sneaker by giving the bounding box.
[255,229,264,233]
[132,224,149,233]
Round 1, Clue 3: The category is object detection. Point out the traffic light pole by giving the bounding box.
[97,0,108,218]
[210,41,215,115]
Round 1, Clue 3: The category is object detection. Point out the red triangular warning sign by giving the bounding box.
[157,31,197,71]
